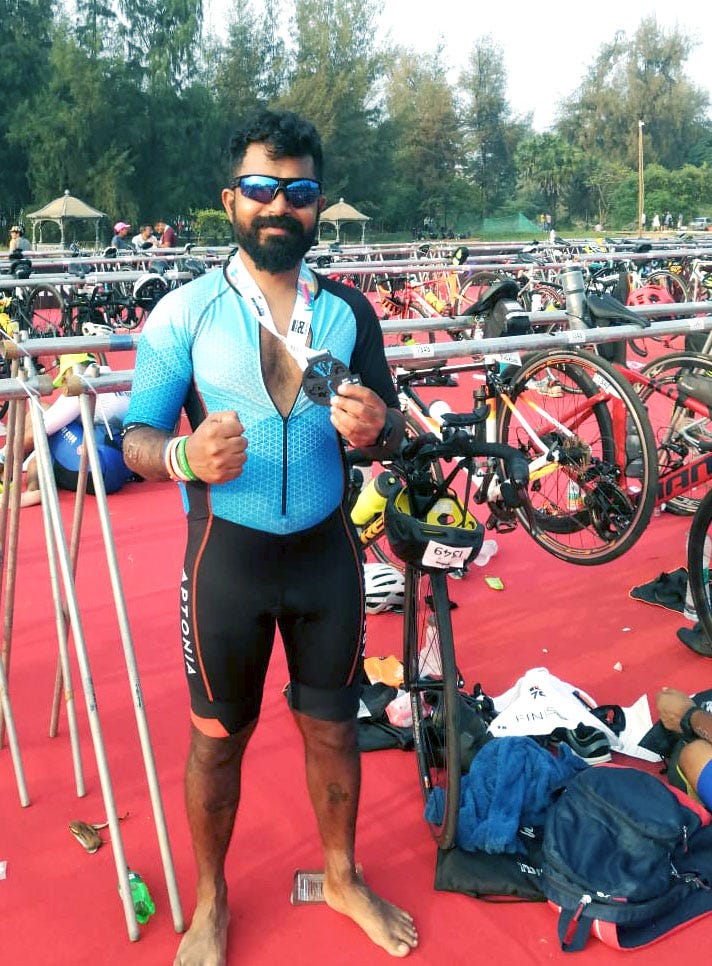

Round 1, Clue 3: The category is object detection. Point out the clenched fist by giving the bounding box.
[185,411,248,484]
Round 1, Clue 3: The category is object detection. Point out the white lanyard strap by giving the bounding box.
[225,253,320,371]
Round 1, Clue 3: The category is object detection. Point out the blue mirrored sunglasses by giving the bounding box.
[229,175,322,208]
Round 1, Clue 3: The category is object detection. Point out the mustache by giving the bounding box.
[252,214,304,234]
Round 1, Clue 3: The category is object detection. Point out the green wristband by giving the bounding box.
[175,436,199,482]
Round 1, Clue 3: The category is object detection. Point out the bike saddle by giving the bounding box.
[586,292,649,327]
[462,278,520,315]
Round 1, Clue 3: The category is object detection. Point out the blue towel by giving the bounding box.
[425,736,587,854]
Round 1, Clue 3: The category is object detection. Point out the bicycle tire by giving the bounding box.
[497,348,657,565]
[636,351,712,516]
[403,566,460,849]
[687,488,712,646]
[646,270,689,304]
[25,284,68,338]
[456,271,504,315]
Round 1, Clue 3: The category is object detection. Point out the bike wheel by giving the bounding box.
[646,270,689,303]
[687,488,712,646]
[497,349,657,564]
[456,271,503,315]
[25,284,68,338]
[636,351,712,515]
[403,566,460,849]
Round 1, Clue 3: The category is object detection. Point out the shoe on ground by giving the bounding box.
[550,724,612,764]
[677,622,712,657]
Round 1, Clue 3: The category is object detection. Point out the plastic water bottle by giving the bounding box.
[121,869,156,924]
[684,532,711,623]
[472,538,498,567]
[566,479,585,511]
[350,471,401,525]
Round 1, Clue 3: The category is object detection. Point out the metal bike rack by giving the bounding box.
[0,336,184,941]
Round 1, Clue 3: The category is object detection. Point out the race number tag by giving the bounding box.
[566,329,586,343]
[484,352,522,366]
[421,540,474,569]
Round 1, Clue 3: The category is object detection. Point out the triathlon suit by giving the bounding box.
[125,256,398,736]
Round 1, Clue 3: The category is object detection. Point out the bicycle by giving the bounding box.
[350,418,530,848]
[685,487,712,652]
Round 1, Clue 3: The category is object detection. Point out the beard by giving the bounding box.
[231,210,319,273]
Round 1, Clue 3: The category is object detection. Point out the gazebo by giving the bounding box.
[319,198,370,244]
[26,190,106,249]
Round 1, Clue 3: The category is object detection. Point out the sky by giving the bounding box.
[203,1,710,132]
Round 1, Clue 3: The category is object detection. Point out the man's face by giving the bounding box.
[221,142,324,274]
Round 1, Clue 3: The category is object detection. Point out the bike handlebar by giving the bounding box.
[401,429,529,488]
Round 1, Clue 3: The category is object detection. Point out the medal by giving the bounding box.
[301,351,360,405]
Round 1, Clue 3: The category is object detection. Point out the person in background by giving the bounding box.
[132,224,158,250]
[8,224,30,253]
[0,354,133,506]
[123,107,415,965]
[656,687,712,809]
[111,221,133,250]
[154,219,177,248]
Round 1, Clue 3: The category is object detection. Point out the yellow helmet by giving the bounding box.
[53,353,96,388]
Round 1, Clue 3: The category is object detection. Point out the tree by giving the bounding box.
[0,0,57,219]
[557,17,709,171]
[211,0,287,141]
[458,36,527,219]
[115,0,204,90]
[515,133,580,227]
[379,48,467,233]
[279,0,382,207]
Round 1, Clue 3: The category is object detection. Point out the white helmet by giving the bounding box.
[364,563,405,614]
[133,272,169,309]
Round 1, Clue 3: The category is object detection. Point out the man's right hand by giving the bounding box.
[185,411,247,484]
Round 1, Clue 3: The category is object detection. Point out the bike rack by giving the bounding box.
[0,335,184,942]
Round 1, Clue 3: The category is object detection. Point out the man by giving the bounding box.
[656,687,712,808]
[8,224,31,253]
[122,108,416,965]
[131,224,157,250]
[154,219,177,248]
[111,221,133,250]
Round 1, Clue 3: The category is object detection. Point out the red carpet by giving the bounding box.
[2,376,712,964]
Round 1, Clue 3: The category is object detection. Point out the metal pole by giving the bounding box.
[74,387,184,933]
[638,120,645,235]
[29,391,139,941]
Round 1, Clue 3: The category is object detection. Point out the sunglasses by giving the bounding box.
[228,175,322,209]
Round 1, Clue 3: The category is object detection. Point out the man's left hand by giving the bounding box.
[656,687,695,733]
[329,382,387,449]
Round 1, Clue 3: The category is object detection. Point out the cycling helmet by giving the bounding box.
[626,284,675,306]
[364,563,405,613]
[133,272,169,310]
[53,353,97,388]
[180,257,206,278]
[384,489,484,569]
[10,257,32,278]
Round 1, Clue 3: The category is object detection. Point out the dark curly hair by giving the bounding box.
[228,108,323,182]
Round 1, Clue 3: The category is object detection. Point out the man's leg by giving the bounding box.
[293,712,418,958]
[174,720,257,966]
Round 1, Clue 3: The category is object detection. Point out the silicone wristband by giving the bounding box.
[175,436,199,482]
[163,437,179,481]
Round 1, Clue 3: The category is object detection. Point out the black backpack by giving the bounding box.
[542,765,712,951]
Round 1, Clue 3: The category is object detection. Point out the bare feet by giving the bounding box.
[173,894,230,966]
[323,869,418,957]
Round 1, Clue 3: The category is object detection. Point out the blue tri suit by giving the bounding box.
[124,257,398,735]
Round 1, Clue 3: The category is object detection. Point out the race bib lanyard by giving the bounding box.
[224,253,359,405]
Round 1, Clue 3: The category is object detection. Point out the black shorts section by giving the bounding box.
[182,509,365,734]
